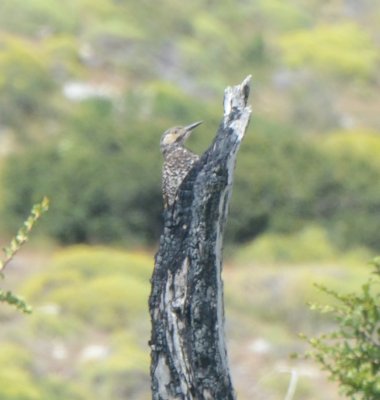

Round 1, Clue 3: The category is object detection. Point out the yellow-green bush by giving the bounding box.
[321,130,380,167]
[50,245,152,281]
[0,343,88,400]
[80,332,149,399]
[0,35,56,129]
[1,246,152,399]
[314,130,380,250]
[304,259,380,399]
[233,225,339,264]
[49,274,148,330]
[279,23,378,79]
[225,261,370,334]
[254,0,311,31]
[22,246,152,331]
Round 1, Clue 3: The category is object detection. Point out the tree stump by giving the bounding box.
[149,76,252,399]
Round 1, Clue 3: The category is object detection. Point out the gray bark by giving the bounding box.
[149,76,252,400]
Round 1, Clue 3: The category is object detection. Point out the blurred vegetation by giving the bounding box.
[0,2,379,399]
[0,246,151,400]
[0,244,372,400]
[279,23,379,79]
[0,0,379,254]
[233,224,371,265]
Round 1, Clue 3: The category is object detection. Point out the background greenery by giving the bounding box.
[1,0,380,251]
[0,1,379,399]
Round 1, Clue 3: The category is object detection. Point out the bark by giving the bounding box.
[149,76,252,400]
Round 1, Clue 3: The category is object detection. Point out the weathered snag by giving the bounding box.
[149,76,252,399]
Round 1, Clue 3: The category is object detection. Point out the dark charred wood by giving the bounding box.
[149,77,252,400]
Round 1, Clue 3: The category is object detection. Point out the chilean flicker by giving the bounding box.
[160,121,202,208]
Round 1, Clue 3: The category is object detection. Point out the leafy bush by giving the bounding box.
[303,258,380,399]
[49,274,148,330]
[225,258,369,334]
[1,3,380,252]
[279,23,378,79]
[314,131,380,250]
[83,332,149,399]
[14,245,151,398]
[22,245,151,331]
[1,99,164,244]
[0,36,57,131]
[227,122,328,242]
[3,110,380,252]
[0,344,87,400]
[234,225,339,264]
[253,0,311,31]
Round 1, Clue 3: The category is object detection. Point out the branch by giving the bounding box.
[0,197,49,314]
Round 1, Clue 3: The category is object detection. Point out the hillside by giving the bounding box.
[0,0,380,251]
[0,1,379,399]
[1,245,372,399]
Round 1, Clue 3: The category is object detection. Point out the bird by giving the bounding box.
[160,121,202,208]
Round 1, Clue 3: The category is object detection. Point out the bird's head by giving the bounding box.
[160,121,202,155]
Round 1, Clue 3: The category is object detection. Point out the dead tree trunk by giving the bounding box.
[149,76,252,399]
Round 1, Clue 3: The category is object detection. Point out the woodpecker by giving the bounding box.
[160,121,202,208]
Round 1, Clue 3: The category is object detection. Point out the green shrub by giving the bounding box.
[225,260,369,335]
[49,274,148,330]
[0,0,80,35]
[0,366,42,400]
[233,225,338,264]
[0,343,87,400]
[303,258,380,399]
[0,35,57,131]
[2,245,151,399]
[3,111,380,253]
[1,99,164,244]
[228,120,324,243]
[279,23,378,79]
[314,131,380,250]
[22,246,152,331]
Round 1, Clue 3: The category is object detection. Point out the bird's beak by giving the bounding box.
[184,121,203,132]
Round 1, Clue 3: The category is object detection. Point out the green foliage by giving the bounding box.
[1,197,49,271]
[303,258,380,399]
[0,36,56,131]
[0,0,80,35]
[1,93,216,245]
[279,23,379,79]
[0,197,49,313]
[228,122,326,242]
[3,109,380,252]
[0,0,380,255]
[1,99,162,244]
[234,225,339,264]
[253,0,312,31]
[322,130,380,168]
[0,343,88,400]
[50,245,152,280]
[0,291,32,314]
[0,350,34,400]
[315,132,380,249]
[22,245,151,331]
[12,245,151,399]
[50,274,148,330]
[83,332,149,398]
[225,258,369,336]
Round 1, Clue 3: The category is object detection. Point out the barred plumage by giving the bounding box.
[160,121,202,208]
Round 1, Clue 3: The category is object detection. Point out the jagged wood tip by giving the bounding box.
[223,75,252,120]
